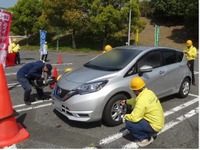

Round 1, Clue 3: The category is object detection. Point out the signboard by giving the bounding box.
[40,30,47,53]
[0,9,12,50]
[154,25,160,46]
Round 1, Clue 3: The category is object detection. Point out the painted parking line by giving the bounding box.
[5,63,73,76]
[164,97,198,117]
[15,103,52,112]
[13,94,198,114]
[123,107,199,149]
[3,144,17,149]
[85,97,199,149]
[13,99,52,109]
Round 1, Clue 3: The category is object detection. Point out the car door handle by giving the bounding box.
[178,65,183,69]
[159,70,165,74]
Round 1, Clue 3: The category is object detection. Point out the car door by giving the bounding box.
[135,50,168,97]
[159,49,184,95]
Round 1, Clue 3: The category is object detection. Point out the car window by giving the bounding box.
[176,51,184,62]
[125,51,161,77]
[162,50,177,65]
[125,64,137,76]
[137,51,161,70]
[84,49,141,71]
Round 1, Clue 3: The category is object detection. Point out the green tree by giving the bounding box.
[39,0,88,48]
[88,0,143,48]
[151,0,198,35]
[9,0,43,38]
[184,0,198,33]
[139,0,153,17]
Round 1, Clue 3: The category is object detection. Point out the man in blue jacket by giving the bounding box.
[17,60,52,105]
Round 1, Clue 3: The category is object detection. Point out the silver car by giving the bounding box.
[52,46,192,126]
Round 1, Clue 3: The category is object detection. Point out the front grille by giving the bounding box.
[54,86,78,100]
[55,86,70,99]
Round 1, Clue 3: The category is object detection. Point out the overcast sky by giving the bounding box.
[0,0,18,8]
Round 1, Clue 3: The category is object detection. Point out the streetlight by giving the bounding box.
[127,0,132,46]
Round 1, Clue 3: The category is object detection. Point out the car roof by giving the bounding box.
[114,45,182,52]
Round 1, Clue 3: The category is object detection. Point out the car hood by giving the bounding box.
[58,66,118,90]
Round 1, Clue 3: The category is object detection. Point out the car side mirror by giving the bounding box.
[138,65,153,76]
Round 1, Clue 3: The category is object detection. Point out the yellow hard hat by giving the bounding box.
[130,77,145,91]
[186,40,193,47]
[65,68,72,73]
[13,38,17,42]
[104,45,112,52]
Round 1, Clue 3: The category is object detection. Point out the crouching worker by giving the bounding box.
[120,77,164,147]
[16,60,52,105]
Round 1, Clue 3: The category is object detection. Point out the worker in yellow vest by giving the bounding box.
[10,38,21,65]
[184,40,197,86]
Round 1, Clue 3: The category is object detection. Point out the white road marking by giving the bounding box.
[13,99,52,108]
[164,97,198,117]
[5,63,73,76]
[3,144,17,149]
[189,93,199,97]
[7,78,199,148]
[159,107,199,135]
[15,103,52,112]
[99,129,130,145]
[85,97,199,149]
[122,107,199,149]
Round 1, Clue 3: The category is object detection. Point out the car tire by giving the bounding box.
[102,94,128,126]
[177,78,190,98]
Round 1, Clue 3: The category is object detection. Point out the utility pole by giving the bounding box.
[127,0,132,46]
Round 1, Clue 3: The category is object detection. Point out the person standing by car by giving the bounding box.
[10,38,21,65]
[16,60,52,105]
[120,77,164,147]
[184,40,197,86]
[40,41,48,62]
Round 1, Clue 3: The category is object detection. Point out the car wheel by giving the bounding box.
[178,78,190,98]
[102,94,128,126]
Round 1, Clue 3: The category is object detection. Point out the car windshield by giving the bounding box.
[84,48,141,71]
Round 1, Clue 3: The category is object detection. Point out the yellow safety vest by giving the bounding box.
[184,46,197,61]
[125,88,165,132]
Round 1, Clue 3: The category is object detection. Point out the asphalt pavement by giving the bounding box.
[3,50,199,149]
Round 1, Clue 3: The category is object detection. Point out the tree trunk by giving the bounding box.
[102,27,108,50]
[26,31,29,46]
[72,29,76,49]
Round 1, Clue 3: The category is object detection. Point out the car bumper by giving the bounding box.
[52,92,105,122]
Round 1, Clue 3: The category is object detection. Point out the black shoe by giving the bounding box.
[152,134,157,140]
[25,101,31,105]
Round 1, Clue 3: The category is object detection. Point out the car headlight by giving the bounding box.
[77,80,108,95]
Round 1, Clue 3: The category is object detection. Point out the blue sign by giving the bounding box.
[40,30,47,53]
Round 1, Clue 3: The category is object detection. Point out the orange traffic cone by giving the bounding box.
[49,67,59,89]
[0,64,30,148]
[53,66,59,79]
[57,54,63,64]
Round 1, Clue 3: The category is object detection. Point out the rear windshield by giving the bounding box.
[84,48,141,71]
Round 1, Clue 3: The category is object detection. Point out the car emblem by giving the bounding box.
[57,88,62,95]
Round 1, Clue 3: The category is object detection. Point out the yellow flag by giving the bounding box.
[135,29,139,43]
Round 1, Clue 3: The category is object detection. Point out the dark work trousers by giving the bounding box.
[125,119,157,141]
[15,52,20,64]
[41,52,48,61]
[17,75,45,102]
[188,60,195,84]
